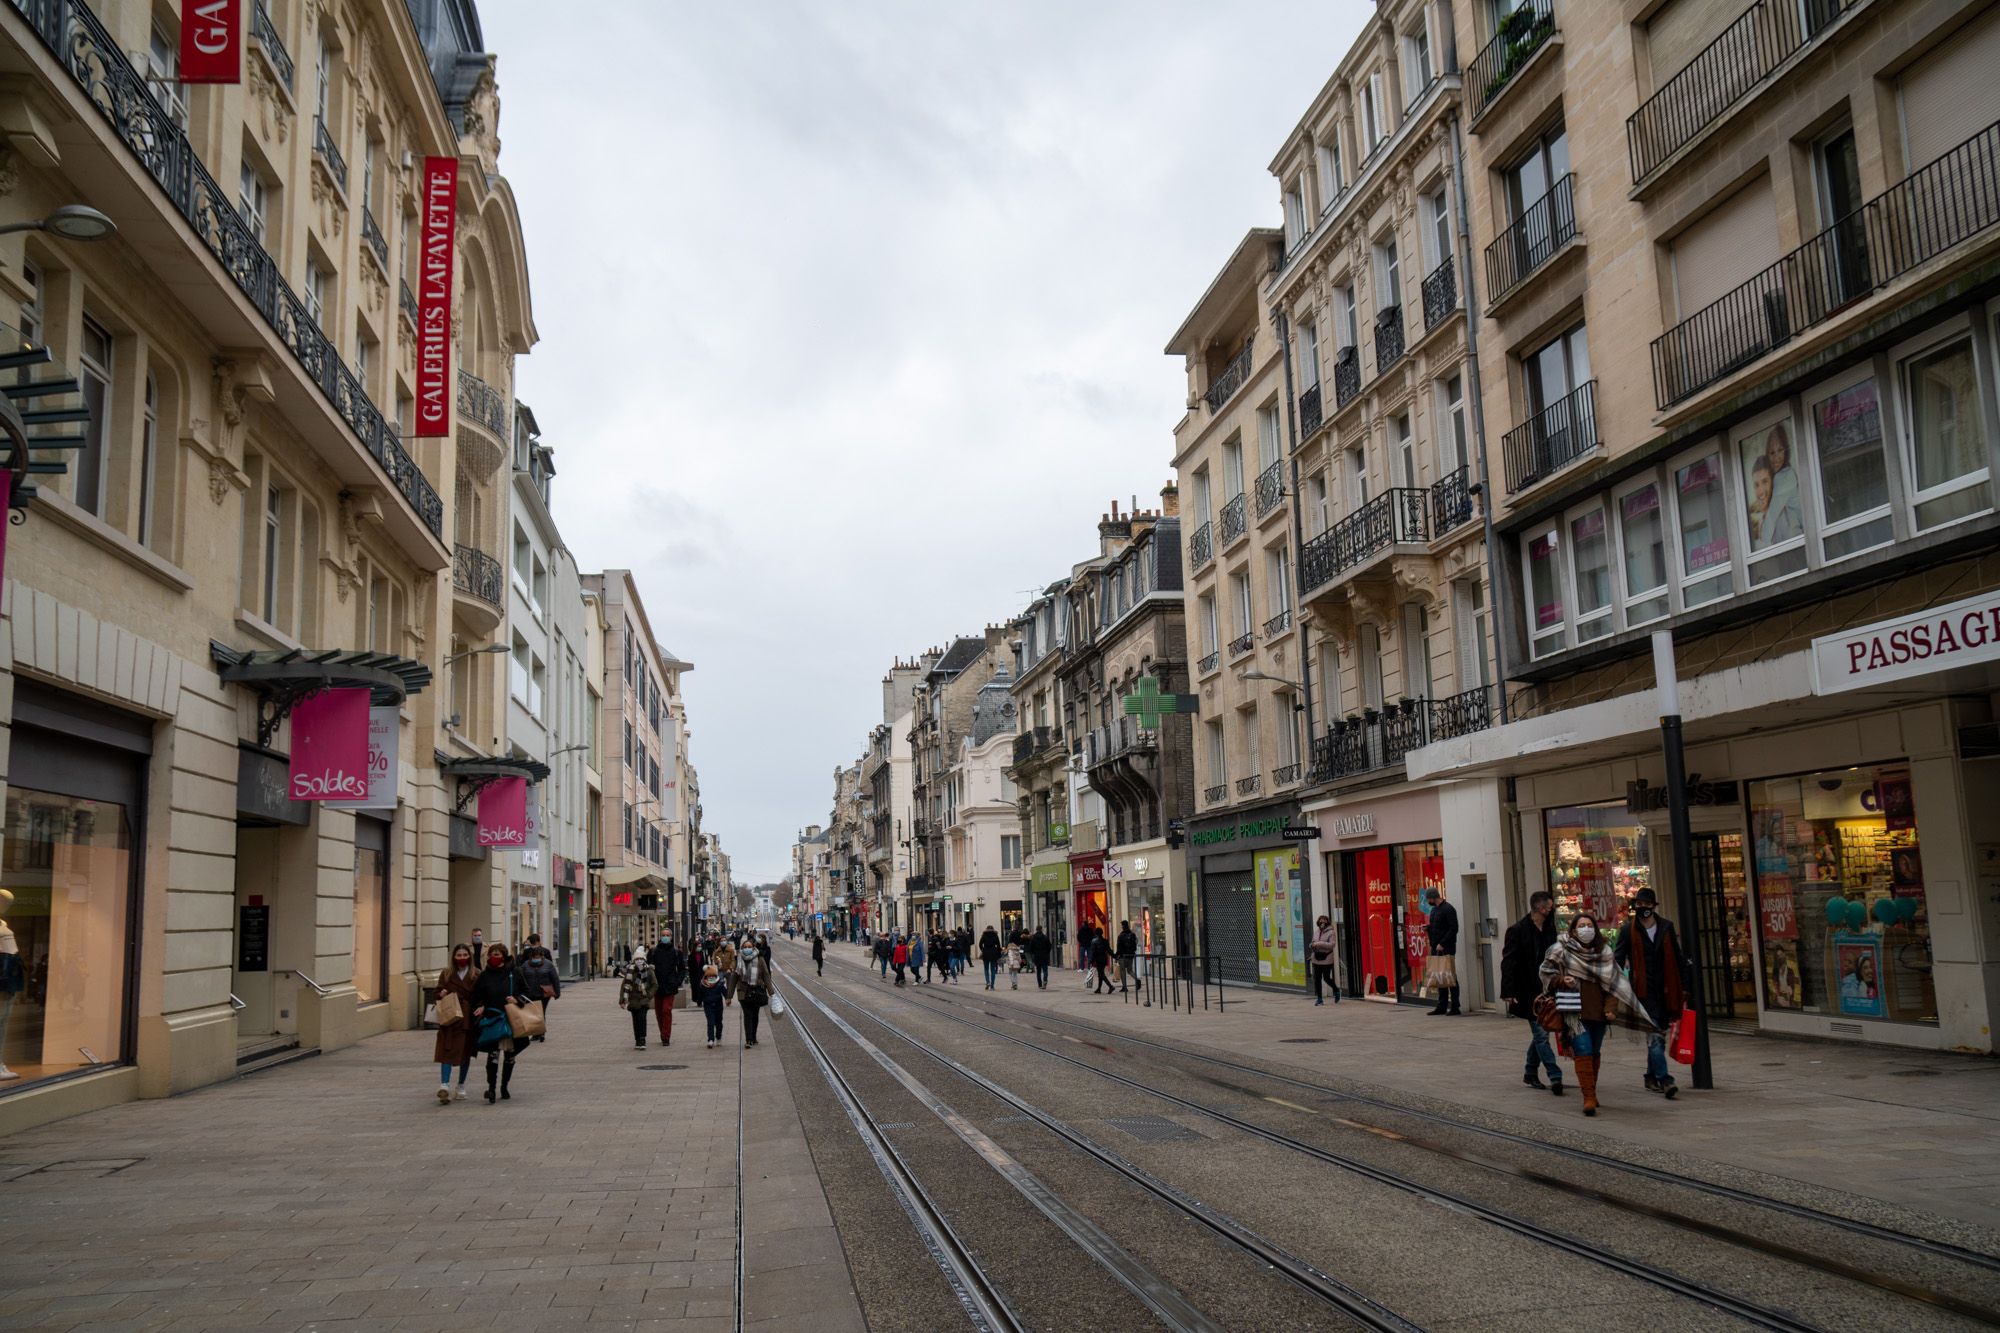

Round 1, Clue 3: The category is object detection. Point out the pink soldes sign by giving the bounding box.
[478,776,528,847]
[289,688,371,801]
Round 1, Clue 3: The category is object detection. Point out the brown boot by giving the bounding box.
[1576,1055,1600,1116]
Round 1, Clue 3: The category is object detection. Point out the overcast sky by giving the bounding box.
[482,1,1369,884]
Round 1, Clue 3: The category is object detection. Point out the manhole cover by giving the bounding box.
[637,1064,688,1071]
[1279,1037,1328,1044]
[1103,1116,1206,1144]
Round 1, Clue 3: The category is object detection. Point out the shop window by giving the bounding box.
[1901,335,1990,530]
[1545,803,1651,927]
[352,820,388,1004]
[1615,480,1670,625]
[1732,410,1809,585]
[1806,368,1894,560]
[1670,449,1733,607]
[1746,765,1934,1024]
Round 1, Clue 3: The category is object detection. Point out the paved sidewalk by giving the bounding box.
[806,939,2000,1236]
[0,979,865,1331]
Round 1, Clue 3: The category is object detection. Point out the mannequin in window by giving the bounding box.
[0,889,21,1080]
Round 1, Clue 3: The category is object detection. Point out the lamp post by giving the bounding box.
[0,206,117,241]
[1653,632,1714,1090]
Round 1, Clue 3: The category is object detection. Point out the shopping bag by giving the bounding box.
[505,1000,545,1039]
[1424,955,1458,989]
[1670,1005,1697,1065]
[421,1002,439,1027]
[435,991,464,1027]
[770,993,786,1019]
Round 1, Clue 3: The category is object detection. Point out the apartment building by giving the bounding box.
[862,658,923,935]
[1005,581,1072,936]
[1404,0,2000,1051]
[941,669,1021,937]
[907,632,1006,930]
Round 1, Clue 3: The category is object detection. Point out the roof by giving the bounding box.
[1165,227,1284,355]
[928,636,988,681]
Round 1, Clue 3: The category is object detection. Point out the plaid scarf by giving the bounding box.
[1541,935,1656,1028]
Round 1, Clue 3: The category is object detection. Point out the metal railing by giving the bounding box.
[1086,717,1156,769]
[1254,460,1285,517]
[312,115,347,193]
[1012,726,1057,766]
[1219,492,1247,545]
[1117,952,1227,1013]
[1374,305,1406,373]
[1311,721,1375,782]
[1501,379,1598,494]
[1198,650,1220,675]
[361,206,389,268]
[1651,119,2000,408]
[1298,382,1324,437]
[1272,762,1301,786]
[1204,337,1255,413]
[1203,782,1229,804]
[1228,630,1256,657]
[1422,254,1457,331]
[1428,684,1496,741]
[457,369,507,435]
[1189,520,1214,571]
[1263,608,1292,638]
[453,543,503,607]
[1430,465,1474,534]
[1486,173,1577,302]
[399,278,419,328]
[1628,0,1853,184]
[1469,0,1556,114]
[1236,774,1262,796]
[1298,487,1429,592]
[1333,346,1361,408]
[1309,691,1496,783]
[251,0,294,92]
[8,0,442,537]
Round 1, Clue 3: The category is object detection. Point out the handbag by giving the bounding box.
[1670,1005,1698,1064]
[435,991,464,1027]
[769,993,786,1019]
[1531,992,1565,1032]
[505,1000,545,1039]
[476,1010,513,1049]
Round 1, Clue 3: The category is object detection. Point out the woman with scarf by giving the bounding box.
[1538,913,1655,1117]
[432,943,479,1103]
[469,942,534,1104]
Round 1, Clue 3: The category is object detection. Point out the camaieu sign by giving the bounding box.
[1812,590,2000,694]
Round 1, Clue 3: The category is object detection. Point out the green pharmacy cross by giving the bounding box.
[1121,675,1199,731]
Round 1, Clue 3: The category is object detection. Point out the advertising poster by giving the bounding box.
[288,688,370,801]
[477,776,528,848]
[1253,848,1305,987]
[328,705,398,811]
[1834,932,1885,1018]
[1358,848,1395,999]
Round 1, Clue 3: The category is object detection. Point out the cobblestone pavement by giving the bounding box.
[0,979,864,1331]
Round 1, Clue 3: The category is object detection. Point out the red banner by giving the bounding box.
[288,688,371,801]
[477,776,528,847]
[180,0,243,84]
[412,156,458,436]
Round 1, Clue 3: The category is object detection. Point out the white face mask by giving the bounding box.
[1575,925,1598,944]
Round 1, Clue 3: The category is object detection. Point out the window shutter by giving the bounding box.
[1671,177,1782,318]
[1900,8,2000,169]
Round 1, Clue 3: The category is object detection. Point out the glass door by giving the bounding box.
[1691,832,1759,1022]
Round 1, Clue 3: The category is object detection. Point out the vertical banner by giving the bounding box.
[180,0,244,84]
[477,776,528,847]
[412,155,459,436]
[329,705,398,811]
[289,688,371,801]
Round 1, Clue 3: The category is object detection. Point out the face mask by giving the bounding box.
[1575,926,1598,944]
[1636,906,1655,918]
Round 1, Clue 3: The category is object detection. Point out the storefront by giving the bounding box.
[1188,802,1304,988]
[1105,843,1184,957]
[1069,851,1106,967]
[1312,788,1448,1004]
[554,857,585,979]
[1030,858,1069,946]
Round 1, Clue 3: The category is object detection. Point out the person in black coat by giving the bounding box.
[810,933,825,977]
[1424,888,1462,1016]
[1500,890,1562,1092]
[1614,887,1692,1098]
[1086,931,1114,994]
[647,934,685,1046]
[469,942,533,1104]
[977,926,1004,990]
[1114,920,1139,992]
[1027,928,1053,990]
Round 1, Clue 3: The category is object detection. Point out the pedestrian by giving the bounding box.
[1087,929,1114,994]
[1502,890,1563,1094]
[978,925,1003,989]
[1004,939,1023,989]
[737,948,772,1046]
[693,964,728,1047]
[432,943,478,1103]
[1614,887,1691,1100]
[1424,888,1461,1016]
[956,927,973,978]
[1309,914,1340,1005]
[470,942,532,1104]
[1076,922,1096,973]
[648,932,685,1047]
[717,936,739,997]
[874,933,892,978]
[1028,927,1052,989]
[1538,912,1654,1117]
[619,953,657,1049]
[811,933,825,977]
[1114,920,1138,993]
[518,934,561,1041]
[909,931,927,984]
[891,935,910,986]
[756,932,772,963]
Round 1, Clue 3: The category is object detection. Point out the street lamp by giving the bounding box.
[445,643,508,666]
[0,205,117,241]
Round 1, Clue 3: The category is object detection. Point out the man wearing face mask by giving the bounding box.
[1614,887,1690,1099]
[1423,888,1460,1016]
[1501,891,1562,1094]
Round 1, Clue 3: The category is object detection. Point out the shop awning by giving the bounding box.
[602,866,661,886]
[439,753,553,813]
[212,641,432,747]
[1,337,91,521]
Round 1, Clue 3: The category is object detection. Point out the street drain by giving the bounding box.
[1279,1038,1328,1044]
[637,1064,688,1071]
[1103,1116,1206,1144]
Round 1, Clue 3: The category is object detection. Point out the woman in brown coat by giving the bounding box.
[432,943,478,1103]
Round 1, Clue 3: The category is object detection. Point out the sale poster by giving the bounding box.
[1254,848,1305,988]
[1357,848,1395,1000]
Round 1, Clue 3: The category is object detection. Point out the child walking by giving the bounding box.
[693,964,729,1049]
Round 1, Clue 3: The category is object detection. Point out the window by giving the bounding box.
[1222,437,1244,499]
[304,259,328,331]
[1615,480,1670,625]
[1507,122,1571,224]
[1307,472,1329,536]
[138,375,159,547]
[1405,22,1434,97]
[239,160,269,244]
[261,484,283,624]
[1806,368,1893,559]
[1257,400,1282,470]
[362,138,378,212]
[315,31,333,122]
[1401,602,1434,697]
[1200,593,1218,657]
[511,636,532,705]
[1362,72,1385,149]
[74,316,112,517]
[18,261,41,346]
[1231,571,1253,639]
[1394,414,1416,489]
[368,576,391,653]
[1346,447,1368,511]
[354,332,373,397]
[1733,409,1809,584]
[1337,285,1359,350]
[1377,235,1401,314]
[1901,335,1989,529]
[1001,835,1021,871]
[1242,702,1262,774]
[1279,694,1302,766]
[1206,720,1226,787]
[146,21,188,128]
[1525,323,1591,417]
[1283,180,1308,249]
[1672,449,1733,607]
[1439,374,1469,475]
[1423,186,1451,270]
[1359,623,1384,709]
[624,720,633,767]
[1192,466,1212,522]
[1267,547,1291,616]
[1454,578,1492,691]
[1525,527,1564,657]
[1315,140,1343,209]
[1567,503,1613,642]
[531,555,548,615]
[1299,319,1321,388]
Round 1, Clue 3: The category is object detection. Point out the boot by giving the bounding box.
[500,1059,514,1101]
[1523,1070,1547,1090]
[1576,1055,1599,1116]
[1427,993,1448,1015]
[484,1058,499,1104]
[1446,987,1462,1016]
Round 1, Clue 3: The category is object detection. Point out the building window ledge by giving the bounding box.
[32,492,195,594]
[233,608,303,653]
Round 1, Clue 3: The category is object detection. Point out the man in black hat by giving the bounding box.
[1614,887,1690,1098]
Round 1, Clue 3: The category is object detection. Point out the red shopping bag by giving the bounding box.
[1670,1005,1698,1065]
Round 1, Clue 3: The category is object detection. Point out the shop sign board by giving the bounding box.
[1072,854,1106,890]
[328,705,398,811]
[1281,826,1321,840]
[1626,775,1738,815]
[1190,815,1290,847]
[477,776,529,847]
[413,156,459,436]
[1030,861,1071,894]
[288,688,371,801]
[179,0,242,83]
[1328,815,1375,839]
[237,903,269,972]
[1812,589,2000,694]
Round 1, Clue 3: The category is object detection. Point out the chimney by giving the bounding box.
[1160,481,1179,517]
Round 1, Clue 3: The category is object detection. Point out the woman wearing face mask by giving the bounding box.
[469,942,533,1104]
[1538,913,1653,1117]
[432,943,479,1103]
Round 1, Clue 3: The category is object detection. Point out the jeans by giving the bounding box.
[879,956,890,977]
[1311,962,1340,1002]
[629,1009,647,1044]
[704,1004,724,1041]
[1645,1031,1672,1082]
[1524,1016,1562,1080]
[1034,962,1049,988]
[744,1002,762,1044]
[438,1060,470,1086]
[1570,1019,1609,1059]
[983,960,999,987]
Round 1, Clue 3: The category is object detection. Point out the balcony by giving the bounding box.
[1227,630,1256,658]
[1501,380,1598,495]
[7,0,443,539]
[1198,650,1221,675]
[1204,338,1255,413]
[251,0,294,92]
[1422,255,1457,332]
[1312,691,1497,783]
[1255,460,1286,518]
[1374,305,1406,374]
[1469,0,1556,116]
[1298,382,1324,438]
[1430,466,1475,536]
[1485,173,1577,305]
[1332,347,1360,409]
[1189,520,1214,572]
[452,544,503,621]
[1012,726,1059,767]
[1272,763,1301,787]
[458,369,507,435]
[1219,492,1248,547]
[1203,782,1229,804]
[361,206,389,269]
[312,115,347,194]
[1263,609,1292,639]
[1298,488,1430,593]
[1085,717,1157,771]
[1651,119,2000,409]
[1236,775,1262,797]
[1628,0,1854,186]
[399,279,419,330]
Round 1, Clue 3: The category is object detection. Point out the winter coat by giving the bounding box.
[737,954,771,1008]
[978,929,1002,962]
[648,941,686,994]
[620,966,657,1011]
[909,936,925,969]
[470,965,531,1053]
[1115,928,1137,959]
[1028,932,1052,965]
[892,942,909,967]
[1500,912,1557,1018]
[874,937,892,961]
[1428,899,1460,956]
[431,965,479,1065]
[518,951,562,1001]
[692,973,727,1014]
[1088,935,1111,967]
[1615,916,1689,1025]
[810,938,824,962]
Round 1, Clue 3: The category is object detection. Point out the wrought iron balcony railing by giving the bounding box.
[1204,337,1255,413]
[6,0,443,537]
[458,369,507,435]
[452,543,503,607]
[251,0,294,92]
[1311,690,1496,783]
[1198,650,1221,675]
[361,206,389,268]
[1272,763,1301,786]
[1485,173,1577,302]
[1421,254,1457,331]
[1428,684,1496,742]
[1628,0,1854,185]
[1236,774,1262,796]
[1298,487,1430,592]
[1469,0,1556,114]
[1189,520,1214,571]
[1203,783,1230,804]
[1333,347,1360,409]
[1263,609,1292,638]
[1086,717,1158,770]
[1651,118,2000,409]
[399,278,419,329]
[1219,492,1248,546]
[312,115,347,194]
[1228,630,1256,658]
[1502,379,1599,495]
[1374,305,1406,374]
[1255,459,1286,517]
[1298,382,1324,437]
[1011,726,1059,766]
[1430,466,1474,535]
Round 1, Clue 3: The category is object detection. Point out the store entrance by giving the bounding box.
[1691,832,1758,1024]
[1074,888,1107,968]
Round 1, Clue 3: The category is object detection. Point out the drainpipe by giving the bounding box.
[1273,304,1322,930]
[1448,109,1511,723]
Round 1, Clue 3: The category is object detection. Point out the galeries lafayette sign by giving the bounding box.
[1812,590,2000,694]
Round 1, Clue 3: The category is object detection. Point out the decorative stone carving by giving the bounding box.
[247,55,291,145]
[0,143,17,196]
[310,167,345,239]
